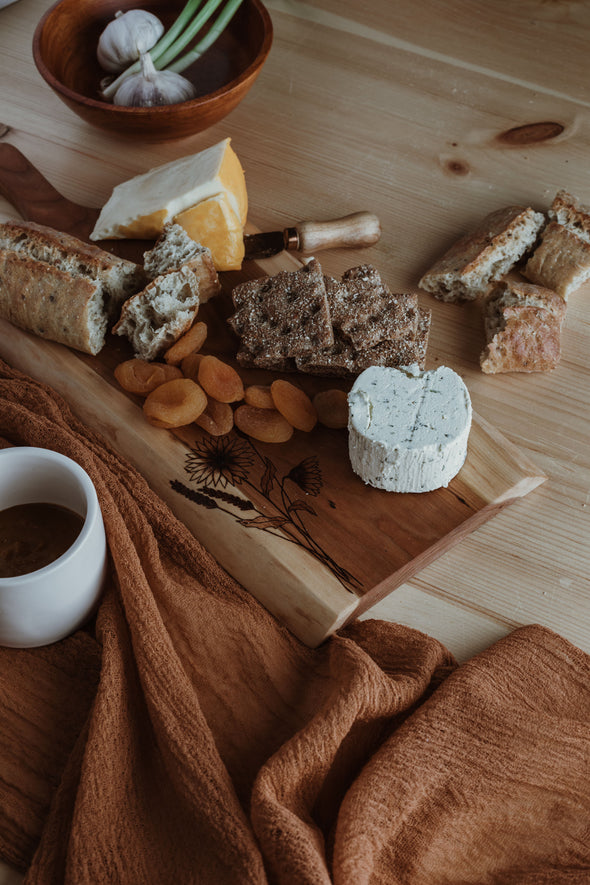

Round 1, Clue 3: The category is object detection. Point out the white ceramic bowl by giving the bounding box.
[0,447,107,648]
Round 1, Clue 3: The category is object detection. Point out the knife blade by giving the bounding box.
[243,211,381,260]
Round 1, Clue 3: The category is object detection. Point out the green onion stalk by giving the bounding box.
[101,0,244,101]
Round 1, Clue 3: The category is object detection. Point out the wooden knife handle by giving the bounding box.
[293,211,381,253]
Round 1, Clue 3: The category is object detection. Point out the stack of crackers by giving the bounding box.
[229,258,431,376]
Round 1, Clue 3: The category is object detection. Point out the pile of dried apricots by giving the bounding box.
[114,320,349,443]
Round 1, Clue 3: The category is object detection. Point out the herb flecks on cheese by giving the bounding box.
[347,364,472,493]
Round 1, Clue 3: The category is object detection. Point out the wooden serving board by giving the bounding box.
[0,144,546,647]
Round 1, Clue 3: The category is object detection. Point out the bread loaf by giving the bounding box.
[0,219,146,319]
[0,250,107,355]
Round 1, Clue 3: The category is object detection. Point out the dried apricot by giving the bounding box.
[313,389,349,429]
[180,352,204,381]
[270,379,317,432]
[143,378,207,428]
[196,397,234,437]
[114,358,182,396]
[198,355,244,403]
[244,385,275,410]
[234,405,294,443]
[164,321,208,365]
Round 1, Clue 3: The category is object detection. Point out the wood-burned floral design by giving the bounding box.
[171,432,362,593]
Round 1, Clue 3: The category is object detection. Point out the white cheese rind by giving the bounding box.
[90,138,244,241]
[347,364,472,493]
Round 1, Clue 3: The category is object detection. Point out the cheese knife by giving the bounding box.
[243,211,381,260]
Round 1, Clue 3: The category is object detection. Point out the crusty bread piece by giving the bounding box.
[113,267,200,360]
[0,250,107,355]
[0,219,146,319]
[548,189,590,243]
[523,221,590,301]
[480,280,566,374]
[418,206,545,302]
[142,223,221,302]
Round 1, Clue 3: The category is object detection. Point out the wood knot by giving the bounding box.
[444,159,470,176]
[497,122,564,145]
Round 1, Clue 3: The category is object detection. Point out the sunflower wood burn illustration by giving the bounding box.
[171,432,362,593]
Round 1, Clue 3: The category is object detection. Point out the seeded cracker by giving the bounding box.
[228,258,333,362]
[353,308,431,372]
[326,266,420,349]
[295,328,357,377]
[296,270,428,376]
[236,350,297,373]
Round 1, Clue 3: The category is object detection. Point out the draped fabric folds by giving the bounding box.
[0,360,589,884]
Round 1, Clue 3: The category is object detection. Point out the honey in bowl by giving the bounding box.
[0,502,84,579]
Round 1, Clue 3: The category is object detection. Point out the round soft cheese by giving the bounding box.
[347,364,472,493]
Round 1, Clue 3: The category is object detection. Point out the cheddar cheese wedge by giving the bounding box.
[90,138,247,242]
[174,193,244,272]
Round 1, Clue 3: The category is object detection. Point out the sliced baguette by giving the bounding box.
[0,219,146,319]
[0,250,107,355]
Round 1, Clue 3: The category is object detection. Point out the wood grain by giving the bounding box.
[0,0,589,659]
[2,4,590,883]
[0,146,546,646]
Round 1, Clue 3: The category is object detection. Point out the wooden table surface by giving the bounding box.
[1,0,589,661]
[1,0,590,878]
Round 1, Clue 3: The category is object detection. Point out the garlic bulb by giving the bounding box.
[97,10,165,73]
[112,52,197,107]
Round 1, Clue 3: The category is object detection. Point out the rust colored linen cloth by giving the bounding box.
[0,358,589,884]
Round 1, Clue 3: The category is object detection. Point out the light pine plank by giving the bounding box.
[359,583,516,664]
[273,0,590,106]
[0,0,588,657]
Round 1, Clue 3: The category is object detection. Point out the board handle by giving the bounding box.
[0,143,96,235]
[292,211,381,253]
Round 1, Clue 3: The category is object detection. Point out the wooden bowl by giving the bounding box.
[33,0,273,141]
